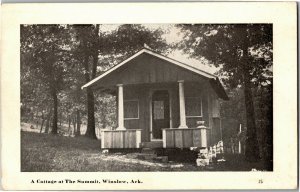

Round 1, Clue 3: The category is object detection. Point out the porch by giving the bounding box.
[101,127,209,149]
[99,80,211,149]
[82,48,228,150]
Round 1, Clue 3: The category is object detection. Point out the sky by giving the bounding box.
[99,24,218,74]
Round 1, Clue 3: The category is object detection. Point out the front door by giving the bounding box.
[152,90,170,140]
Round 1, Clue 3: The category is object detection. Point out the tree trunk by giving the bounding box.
[83,51,97,139]
[85,88,97,138]
[31,111,34,123]
[67,114,71,136]
[76,110,81,136]
[82,26,99,139]
[73,115,77,136]
[40,111,45,133]
[60,112,62,127]
[51,89,58,134]
[242,60,260,162]
[35,110,39,128]
[45,118,49,133]
[265,91,273,170]
[45,109,52,133]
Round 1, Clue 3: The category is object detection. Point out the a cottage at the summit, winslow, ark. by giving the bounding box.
[82,48,228,149]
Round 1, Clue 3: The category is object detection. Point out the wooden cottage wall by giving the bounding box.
[96,53,208,88]
[210,92,222,145]
[171,83,222,147]
[123,85,151,142]
[140,86,150,142]
[105,82,220,145]
[155,82,211,129]
[94,52,224,145]
[170,85,179,128]
[183,83,209,128]
[207,87,223,146]
[123,86,139,130]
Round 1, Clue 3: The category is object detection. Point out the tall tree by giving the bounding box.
[71,24,101,139]
[178,24,272,162]
[21,25,72,134]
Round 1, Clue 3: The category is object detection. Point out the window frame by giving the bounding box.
[185,96,203,118]
[124,99,139,120]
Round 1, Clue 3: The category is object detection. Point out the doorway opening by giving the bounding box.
[151,90,170,140]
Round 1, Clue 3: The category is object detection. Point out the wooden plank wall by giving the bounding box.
[163,128,206,148]
[123,86,149,142]
[207,89,222,146]
[123,83,179,143]
[101,130,141,148]
[184,83,209,128]
[103,78,215,147]
[99,54,208,87]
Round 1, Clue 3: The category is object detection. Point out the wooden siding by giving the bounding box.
[187,117,202,128]
[162,128,208,148]
[123,83,179,142]
[100,81,219,148]
[97,53,208,88]
[121,82,213,144]
[101,129,141,149]
[206,88,223,146]
[184,83,209,128]
[212,96,221,118]
[211,117,221,145]
[209,91,222,146]
[124,120,139,130]
[123,85,151,142]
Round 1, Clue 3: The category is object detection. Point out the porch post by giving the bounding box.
[178,80,188,128]
[116,84,126,130]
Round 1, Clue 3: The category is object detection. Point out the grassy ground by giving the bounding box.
[21,131,204,172]
[21,124,267,172]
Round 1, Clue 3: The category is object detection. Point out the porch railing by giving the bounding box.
[101,129,142,149]
[162,127,208,148]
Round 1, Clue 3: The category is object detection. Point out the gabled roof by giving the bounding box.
[82,48,229,100]
[82,48,217,89]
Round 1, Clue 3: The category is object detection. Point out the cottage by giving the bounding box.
[82,48,228,149]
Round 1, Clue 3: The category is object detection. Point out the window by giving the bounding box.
[153,101,164,119]
[124,100,139,119]
[186,97,202,117]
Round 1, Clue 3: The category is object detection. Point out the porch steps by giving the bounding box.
[141,148,156,154]
[137,147,168,163]
[140,141,163,148]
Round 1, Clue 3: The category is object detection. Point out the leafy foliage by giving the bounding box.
[21,24,168,137]
[21,25,74,134]
[179,24,272,87]
[178,24,273,162]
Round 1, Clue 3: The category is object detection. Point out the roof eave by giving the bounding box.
[209,78,229,100]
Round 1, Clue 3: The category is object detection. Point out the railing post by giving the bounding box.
[162,129,166,148]
[101,130,105,148]
[197,121,207,148]
[136,130,141,148]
